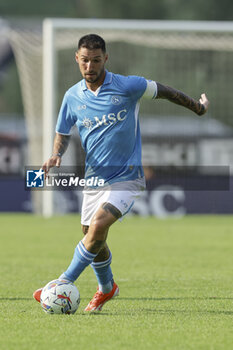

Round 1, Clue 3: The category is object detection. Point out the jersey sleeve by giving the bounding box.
[125,75,148,100]
[55,93,77,135]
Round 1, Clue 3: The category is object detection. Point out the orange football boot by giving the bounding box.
[84,282,119,312]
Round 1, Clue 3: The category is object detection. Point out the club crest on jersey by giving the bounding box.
[82,117,93,129]
[111,95,122,105]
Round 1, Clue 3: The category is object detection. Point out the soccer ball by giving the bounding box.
[40,279,80,314]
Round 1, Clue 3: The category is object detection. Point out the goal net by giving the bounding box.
[8,19,233,215]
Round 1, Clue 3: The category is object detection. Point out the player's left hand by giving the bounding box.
[198,93,209,115]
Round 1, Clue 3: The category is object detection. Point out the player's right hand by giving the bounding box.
[42,155,61,179]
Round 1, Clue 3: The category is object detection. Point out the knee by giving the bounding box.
[90,217,109,236]
[86,216,110,244]
[83,218,109,253]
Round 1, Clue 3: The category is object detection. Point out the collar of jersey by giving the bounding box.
[81,69,112,91]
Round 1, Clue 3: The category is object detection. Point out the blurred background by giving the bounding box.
[0,0,233,217]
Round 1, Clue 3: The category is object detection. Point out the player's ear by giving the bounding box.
[75,51,79,63]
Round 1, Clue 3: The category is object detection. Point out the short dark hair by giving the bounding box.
[78,34,106,53]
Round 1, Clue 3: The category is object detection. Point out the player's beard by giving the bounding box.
[84,67,105,84]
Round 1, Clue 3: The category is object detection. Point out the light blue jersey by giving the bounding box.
[56,70,157,185]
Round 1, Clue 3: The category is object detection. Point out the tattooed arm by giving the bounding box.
[156,82,209,116]
[52,132,70,157]
[42,133,70,177]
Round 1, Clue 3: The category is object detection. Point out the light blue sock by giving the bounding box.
[91,251,114,293]
[59,241,97,282]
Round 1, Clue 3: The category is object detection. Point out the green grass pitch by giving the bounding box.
[0,214,232,350]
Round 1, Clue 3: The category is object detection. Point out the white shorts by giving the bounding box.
[81,177,146,226]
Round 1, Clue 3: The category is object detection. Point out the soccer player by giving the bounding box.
[33,34,209,311]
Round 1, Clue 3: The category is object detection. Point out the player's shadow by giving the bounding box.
[81,296,233,317]
[85,308,233,317]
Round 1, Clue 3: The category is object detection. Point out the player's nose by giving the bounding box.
[86,61,94,72]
